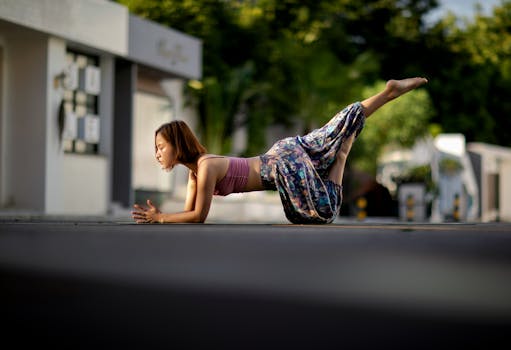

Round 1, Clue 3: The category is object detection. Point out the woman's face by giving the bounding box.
[155,132,177,171]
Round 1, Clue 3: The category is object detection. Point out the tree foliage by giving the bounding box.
[117,0,511,174]
[423,0,511,146]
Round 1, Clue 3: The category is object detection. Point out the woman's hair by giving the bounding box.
[155,120,207,164]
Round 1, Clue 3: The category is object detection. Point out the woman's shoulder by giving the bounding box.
[197,155,230,179]
[197,154,230,171]
[198,154,227,164]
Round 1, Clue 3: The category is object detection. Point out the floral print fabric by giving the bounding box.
[259,102,365,224]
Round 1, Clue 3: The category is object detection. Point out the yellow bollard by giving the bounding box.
[356,197,367,221]
[453,193,460,221]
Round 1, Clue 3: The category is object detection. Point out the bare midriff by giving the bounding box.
[244,156,265,192]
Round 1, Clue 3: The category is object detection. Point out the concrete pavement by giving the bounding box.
[1,219,511,348]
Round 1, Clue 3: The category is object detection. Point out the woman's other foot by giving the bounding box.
[329,133,356,185]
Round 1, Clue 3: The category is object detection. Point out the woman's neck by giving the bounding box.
[184,161,198,174]
[184,154,210,174]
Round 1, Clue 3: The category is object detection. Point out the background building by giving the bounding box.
[0,0,202,215]
[377,134,511,223]
[468,143,511,222]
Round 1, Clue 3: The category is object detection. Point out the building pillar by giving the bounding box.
[112,59,137,208]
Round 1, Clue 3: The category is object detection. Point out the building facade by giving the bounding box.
[0,0,202,215]
[468,143,511,222]
[378,134,511,223]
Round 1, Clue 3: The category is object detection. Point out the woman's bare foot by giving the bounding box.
[360,77,428,118]
[385,77,428,101]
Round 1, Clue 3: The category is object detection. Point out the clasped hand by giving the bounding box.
[132,200,162,223]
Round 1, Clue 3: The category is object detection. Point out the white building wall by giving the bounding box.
[161,79,195,199]
[44,37,66,213]
[132,91,174,193]
[1,22,48,211]
[61,153,108,215]
[480,156,492,222]
[501,160,511,222]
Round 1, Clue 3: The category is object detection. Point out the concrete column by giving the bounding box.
[44,36,66,213]
[112,59,137,208]
[99,54,115,212]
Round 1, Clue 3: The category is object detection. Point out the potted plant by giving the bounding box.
[439,157,463,176]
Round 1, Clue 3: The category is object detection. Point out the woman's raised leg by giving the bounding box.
[328,77,428,185]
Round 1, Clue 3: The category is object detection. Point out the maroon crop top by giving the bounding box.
[214,157,249,196]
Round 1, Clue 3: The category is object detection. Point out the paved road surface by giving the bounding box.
[1,220,511,348]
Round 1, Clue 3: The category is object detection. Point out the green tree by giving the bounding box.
[454,1,511,146]
[352,80,434,175]
[118,0,266,154]
[118,0,441,155]
[259,38,380,133]
[186,62,257,154]
[420,0,511,147]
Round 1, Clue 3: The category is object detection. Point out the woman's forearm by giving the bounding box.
[157,209,206,223]
[184,173,198,211]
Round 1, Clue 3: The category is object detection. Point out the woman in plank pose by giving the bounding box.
[132,77,428,224]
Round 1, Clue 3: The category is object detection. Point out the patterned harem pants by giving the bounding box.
[259,102,365,224]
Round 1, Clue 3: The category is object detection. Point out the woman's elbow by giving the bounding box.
[190,211,207,223]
